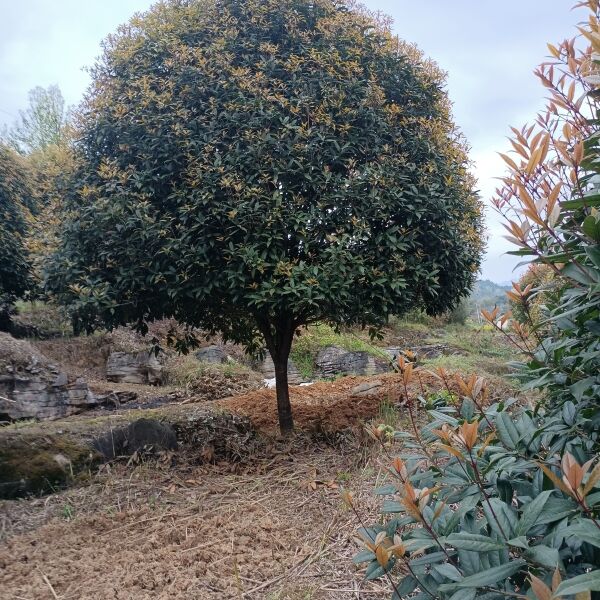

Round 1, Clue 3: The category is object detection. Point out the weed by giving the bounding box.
[61,504,74,521]
[377,398,400,428]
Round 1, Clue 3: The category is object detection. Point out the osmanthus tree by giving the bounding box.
[46,0,484,433]
[0,145,32,331]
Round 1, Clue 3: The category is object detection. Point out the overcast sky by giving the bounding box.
[0,1,582,283]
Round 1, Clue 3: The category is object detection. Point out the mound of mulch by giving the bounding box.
[217,371,447,432]
[183,367,265,400]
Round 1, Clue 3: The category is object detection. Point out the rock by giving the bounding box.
[106,351,163,385]
[0,333,98,421]
[351,380,384,397]
[0,433,98,499]
[94,390,138,408]
[195,345,227,364]
[92,418,177,460]
[315,346,389,378]
[384,344,456,363]
[258,356,309,385]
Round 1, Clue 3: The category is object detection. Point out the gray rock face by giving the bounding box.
[106,351,163,385]
[315,346,389,378]
[195,345,227,364]
[0,360,96,421]
[92,418,178,460]
[258,356,309,385]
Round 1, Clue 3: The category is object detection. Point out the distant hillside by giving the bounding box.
[467,279,511,318]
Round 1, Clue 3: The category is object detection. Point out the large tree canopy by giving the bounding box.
[0,145,32,330]
[47,0,484,432]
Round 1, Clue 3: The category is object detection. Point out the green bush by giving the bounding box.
[349,4,600,598]
[0,145,33,330]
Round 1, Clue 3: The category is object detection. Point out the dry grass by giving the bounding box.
[163,354,265,400]
[0,431,400,599]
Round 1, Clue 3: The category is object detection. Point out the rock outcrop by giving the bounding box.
[106,351,163,385]
[0,333,97,421]
[314,345,389,378]
[195,345,227,364]
[92,418,178,460]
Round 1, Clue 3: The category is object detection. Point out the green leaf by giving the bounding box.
[434,562,463,582]
[570,377,596,401]
[583,215,600,241]
[365,559,387,581]
[353,550,375,564]
[394,575,418,597]
[567,522,600,549]
[561,262,599,285]
[555,570,600,595]
[483,498,517,539]
[374,484,397,496]
[446,533,506,552]
[448,591,476,600]
[495,412,520,450]
[524,544,560,569]
[561,193,600,209]
[515,490,553,535]
[585,245,600,268]
[438,559,526,591]
[409,551,448,566]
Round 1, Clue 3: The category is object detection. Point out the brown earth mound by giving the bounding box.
[218,371,444,432]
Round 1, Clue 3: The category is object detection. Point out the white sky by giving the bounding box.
[0,0,583,283]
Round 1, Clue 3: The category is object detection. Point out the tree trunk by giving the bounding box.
[272,348,294,435]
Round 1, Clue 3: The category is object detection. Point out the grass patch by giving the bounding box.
[13,300,72,337]
[290,323,388,379]
[165,356,255,384]
[426,322,514,361]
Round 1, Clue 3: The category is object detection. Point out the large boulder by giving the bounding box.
[195,344,227,364]
[106,351,163,385]
[0,333,97,421]
[315,345,389,378]
[92,418,177,460]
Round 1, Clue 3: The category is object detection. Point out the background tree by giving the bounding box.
[47,0,484,434]
[0,145,33,331]
[2,84,75,287]
[2,85,69,155]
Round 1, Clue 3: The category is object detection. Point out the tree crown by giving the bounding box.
[47,0,484,353]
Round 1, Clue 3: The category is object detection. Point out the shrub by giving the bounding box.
[508,264,559,331]
[349,3,600,597]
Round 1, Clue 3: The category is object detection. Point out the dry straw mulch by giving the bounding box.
[1,434,394,599]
